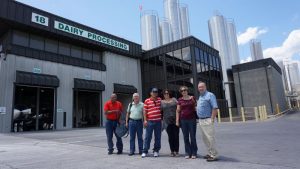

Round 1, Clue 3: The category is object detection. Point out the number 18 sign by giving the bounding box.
[31,12,49,26]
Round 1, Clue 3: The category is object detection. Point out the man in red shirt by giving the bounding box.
[104,93,123,155]
[141,87,162,158]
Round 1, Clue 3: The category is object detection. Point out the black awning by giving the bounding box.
[74,78,105,91]
[114,83,137,94]
[16,71,59,87]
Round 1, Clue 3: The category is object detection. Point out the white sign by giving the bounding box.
[0,107,6,114]
[33,67,42,74]
[57,109,63,113]
[31,12,49,26]
[54,21,129,51]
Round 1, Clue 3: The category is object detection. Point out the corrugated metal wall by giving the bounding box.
[0,53,142,132]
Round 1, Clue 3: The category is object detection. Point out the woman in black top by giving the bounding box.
[161,89,179,157]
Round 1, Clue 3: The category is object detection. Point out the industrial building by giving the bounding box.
[232,58,287,114]
[0,0,228,133]
[0,0,142,133]
[142,36,227,115]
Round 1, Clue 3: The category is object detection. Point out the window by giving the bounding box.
[195,48,200,61]
[58,42,70,56]
[71,45,82,59]
[12,30,29,47]
[196,62,202,73]
[182,47,191,63]
[209,54,213,67]
[203,52,208,64]
[173,49,182,60]
[45,39,58,53]
[29,35,44,50]
[82,49,93,61]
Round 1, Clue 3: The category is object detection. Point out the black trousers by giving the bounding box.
[166,123,180,152]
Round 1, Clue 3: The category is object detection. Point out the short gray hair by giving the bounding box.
[132,93,139,99]
[198,81,206,86]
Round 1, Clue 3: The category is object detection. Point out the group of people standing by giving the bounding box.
[103,81,219,162]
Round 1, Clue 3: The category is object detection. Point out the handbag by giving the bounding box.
[116,102,134,138]
[115,122,129,138]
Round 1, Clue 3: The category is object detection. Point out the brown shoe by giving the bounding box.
[206,156,218,162]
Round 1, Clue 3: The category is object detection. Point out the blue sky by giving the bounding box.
[17,0,300,64]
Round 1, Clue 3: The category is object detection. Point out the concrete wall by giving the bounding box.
[234,67,287,115]
[0,53,142,133]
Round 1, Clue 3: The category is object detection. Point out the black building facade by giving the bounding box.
[142,36,228,116]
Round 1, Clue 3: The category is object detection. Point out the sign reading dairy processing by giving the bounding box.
[31,13,129,51]
[54,21,129,51]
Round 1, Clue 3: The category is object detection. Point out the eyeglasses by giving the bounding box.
[180,89,188,92]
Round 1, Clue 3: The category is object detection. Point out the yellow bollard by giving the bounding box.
[229,108,233,123]
[263,105,267,120]
[217,109,221,123]
[259,106,263,121]
[276,104,280,115]
[254,107,259,122]
[241,107,245,122]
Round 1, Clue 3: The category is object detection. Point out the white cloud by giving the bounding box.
[240,56,252,63]
[237,27,268,45]
[263,29,300,62]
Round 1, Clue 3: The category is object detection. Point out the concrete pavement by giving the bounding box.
[0,111,300,169]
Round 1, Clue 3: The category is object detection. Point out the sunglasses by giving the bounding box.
[180,89,188,92]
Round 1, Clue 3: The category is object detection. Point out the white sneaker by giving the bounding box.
[154,152,159,157]
[141,153,147,158]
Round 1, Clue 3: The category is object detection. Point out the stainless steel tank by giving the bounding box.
[226,19,240,65]
[179,4,190,38]
[141,10,161,50]
[164,0,182,41]
[160,18,173,45]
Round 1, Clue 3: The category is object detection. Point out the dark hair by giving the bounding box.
[162,89,173,98]
[179,86,188,92]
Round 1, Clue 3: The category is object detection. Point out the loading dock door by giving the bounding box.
[73,78,105,128]
[12,71,59,132]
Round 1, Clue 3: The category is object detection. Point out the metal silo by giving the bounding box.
[164,0,182,41]
[226,19,240,65]
[179,4,190,38]
[141,10,161,50]
[160,18,173,45]
[208,14,232,107]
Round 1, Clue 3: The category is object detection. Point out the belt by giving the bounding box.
[199,117,211,119]
[129,118,142,121]
[107,119,118,121]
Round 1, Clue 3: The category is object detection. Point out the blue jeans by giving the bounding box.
[143,121,161,153]
[105,120,123,152]
[129,119,143,154]
[180,119,198,156]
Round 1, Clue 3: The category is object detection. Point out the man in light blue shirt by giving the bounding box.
[197,81,218,162]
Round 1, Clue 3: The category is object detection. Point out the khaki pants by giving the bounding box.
[199,118,218,158]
